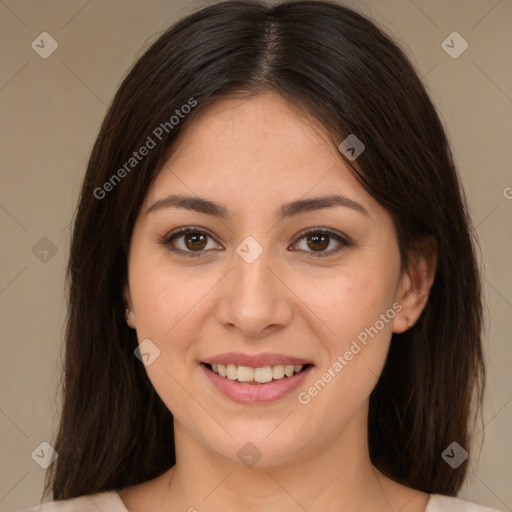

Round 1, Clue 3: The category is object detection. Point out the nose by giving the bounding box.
[215,241,294,339]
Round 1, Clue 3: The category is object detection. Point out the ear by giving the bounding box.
[123,284,136,329]
[392,235,438,334]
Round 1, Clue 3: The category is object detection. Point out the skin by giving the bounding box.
[120,92,437,512]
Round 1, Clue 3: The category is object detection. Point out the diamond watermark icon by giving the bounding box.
[31,32,59,59]
[31,441,58,469]
[441,441,468,468]
[134,338,161,366]
[441,32,468,59]
[236,236,263,264]
[236,442,262,468]
[338,134,365,161]
[32,237,58,263]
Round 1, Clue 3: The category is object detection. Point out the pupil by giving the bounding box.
[186,233,206,251]
[308,234,328,251]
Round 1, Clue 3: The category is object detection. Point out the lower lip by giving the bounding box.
[201,364,314,404]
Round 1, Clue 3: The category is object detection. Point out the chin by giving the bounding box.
[199,423,308,469]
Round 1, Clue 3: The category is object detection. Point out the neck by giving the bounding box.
[149,407,427,512]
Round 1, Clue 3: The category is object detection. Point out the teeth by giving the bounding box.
[272,365,285,379]
[226,364,237,380]
[237,365,254,382]
[209,363,304,383]
[254,366,273,383]
[284,365,295,377]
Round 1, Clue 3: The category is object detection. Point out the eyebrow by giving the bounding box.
[146,193,369,219]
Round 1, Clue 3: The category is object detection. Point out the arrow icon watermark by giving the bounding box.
[31,32,59,59]
[338,134,365,161]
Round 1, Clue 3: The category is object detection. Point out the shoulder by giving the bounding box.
[18,491,127,512]
[426,494,504,512]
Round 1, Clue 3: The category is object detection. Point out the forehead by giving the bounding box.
[140,92,389,229]
[176,92,336,157]
[150,94,343,186]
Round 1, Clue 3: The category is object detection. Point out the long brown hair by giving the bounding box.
[44,0,484,500]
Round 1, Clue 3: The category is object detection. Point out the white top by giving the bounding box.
[19,491,504,511]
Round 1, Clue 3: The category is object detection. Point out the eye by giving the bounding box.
[159,226,222,258]
[159,226,350,259]
[289,228,350,258]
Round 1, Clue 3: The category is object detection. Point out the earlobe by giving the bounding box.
[392,235,438,334]
[125,308,136,329]
[123,285,136,329]
[392,312,411,334]
[392,271,413,334]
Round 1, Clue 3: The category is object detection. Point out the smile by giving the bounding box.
[201,361,314,403]
[205,363,308,384]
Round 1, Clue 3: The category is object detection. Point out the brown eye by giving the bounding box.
[161,226,349,259]
[290,229,350,258]
[160,227,223,258]
[183,232,208,251]
[306,233,330,252]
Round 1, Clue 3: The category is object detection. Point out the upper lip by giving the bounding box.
[203,352,314,367]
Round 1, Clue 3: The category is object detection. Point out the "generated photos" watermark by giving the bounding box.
[298,301,403,405]
[94,97,198,200]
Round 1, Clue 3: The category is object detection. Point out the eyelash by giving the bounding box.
[159,226,351,259]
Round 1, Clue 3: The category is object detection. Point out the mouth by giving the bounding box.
[200,352,315,403]
[202,362,313,385]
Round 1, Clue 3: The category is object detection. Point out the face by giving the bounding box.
[124,92,414,467]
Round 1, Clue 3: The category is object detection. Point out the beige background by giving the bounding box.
[1,0,511,510]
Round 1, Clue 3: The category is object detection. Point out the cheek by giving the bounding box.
[294,263,398,348]
[129,251,219,343]
[295,280,396,425]
[294,263,399,401]
[128,261,216,413]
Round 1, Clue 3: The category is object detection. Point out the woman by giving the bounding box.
[21,1,502,511]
